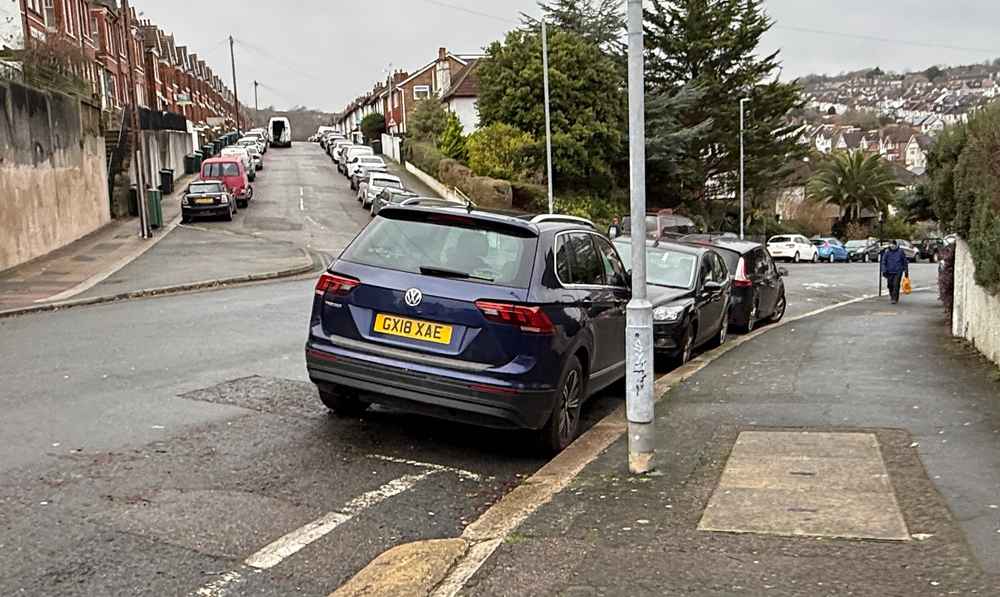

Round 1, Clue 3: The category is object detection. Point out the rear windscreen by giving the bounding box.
[770,236,791,243]
[203,163,240,177]
[189,183,222,194]
[341,217,538,288]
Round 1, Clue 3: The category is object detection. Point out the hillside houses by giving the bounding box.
[799,122,934,175]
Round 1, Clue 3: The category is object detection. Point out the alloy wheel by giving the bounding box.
[557,369,582,446]
[793,252,800,263]
[719,318,728,345]
[829,254,835,263]
[747,303,757,332]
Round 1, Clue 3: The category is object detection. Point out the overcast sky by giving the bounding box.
[135,0,1000,113]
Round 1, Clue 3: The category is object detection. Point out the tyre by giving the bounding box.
[707,310,729,349]
[768,292,787,323]
[675,322,695,366]
[370,200,377,218]
[811,252,819,263]
[318,386,368,416]
[793,252,801,263]
[930,252,938,263]
[863,253,871,263]
[224,206,234,222]
[829,254,835,263]
[742,301,758,333]
[181,213,191,224]
[538,355,585,454]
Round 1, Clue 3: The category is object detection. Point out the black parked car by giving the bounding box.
[917,238,946,262]
[845,239,880,263]
[181,180,235,223]
[613,238,732,364]
[682,237,787,333]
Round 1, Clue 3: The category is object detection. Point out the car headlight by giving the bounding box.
[220,196,229,205]
[653,305,686,322]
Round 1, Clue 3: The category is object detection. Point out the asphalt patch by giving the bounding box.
[179,375,327,418]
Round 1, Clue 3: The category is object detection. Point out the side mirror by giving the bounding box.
[778,267,789,277]
[703,280,723,294]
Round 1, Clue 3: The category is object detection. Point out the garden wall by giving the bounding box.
[952,239,1000,367]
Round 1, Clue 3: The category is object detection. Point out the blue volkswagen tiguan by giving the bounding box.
[305,205,631,452]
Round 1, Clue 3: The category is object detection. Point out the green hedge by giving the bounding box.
[405,141,444,179]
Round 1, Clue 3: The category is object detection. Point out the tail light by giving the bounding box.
[316,273,360,296]
[475,301,555,334]
[733,257,753,288]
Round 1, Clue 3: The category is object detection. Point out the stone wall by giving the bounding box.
[0,80,110,272]
[953,239,1000,367]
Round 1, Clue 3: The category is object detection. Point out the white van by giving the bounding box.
[268,117,292,148]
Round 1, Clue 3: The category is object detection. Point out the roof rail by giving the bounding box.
[530,214,597,229]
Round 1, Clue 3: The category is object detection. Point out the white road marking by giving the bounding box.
[191,570,246,597]
[368,453,484,482]
[299,187,305,211]
[305,215,324,229]
[243,472,431,570]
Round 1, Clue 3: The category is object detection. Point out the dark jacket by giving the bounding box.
[880,247,909,277]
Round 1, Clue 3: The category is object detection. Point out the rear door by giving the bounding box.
[555,232,615,373]
[755,249,780,315]
[593,235,630,371]
[695,253,726,344]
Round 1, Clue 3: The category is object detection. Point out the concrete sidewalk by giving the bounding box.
[460,292,1000,596]
[0,175,192,312]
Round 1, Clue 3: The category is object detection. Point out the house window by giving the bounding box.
[413,85,431,101]
[43,0,56,29]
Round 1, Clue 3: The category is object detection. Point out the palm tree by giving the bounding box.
[807,151,899,223]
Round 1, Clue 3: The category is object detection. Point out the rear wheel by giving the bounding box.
[318,386,368,417]
[768,292,787,323]
[539,356,584,454]
[811,252,819,263]
[863,253,871,263]
[793,252,801,263]
[707,311,729,349]
[829,254,835,263]
[223,206,234,222]
[742,301,758,333]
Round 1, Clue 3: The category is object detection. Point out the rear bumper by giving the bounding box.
[182,204,228,215]
[305,341,557,430]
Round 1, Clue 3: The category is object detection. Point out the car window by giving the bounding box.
[189,182,222,194]
[203,163,240,177]
[769,236,791,243]
[342,217,537,288]
[700,255,715,286]
[594,236,628,287]
[556,233,605,286]
[758,250,776,276]
[712,252,729,281]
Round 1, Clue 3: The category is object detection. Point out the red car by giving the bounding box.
[200,157,253,208]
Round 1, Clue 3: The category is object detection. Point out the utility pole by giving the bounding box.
[121,0,150,239]
[625,0,653,475]
[253,80,259,112]
[541,20,554,214]
[739,97,750,240]
[229,35,240,133]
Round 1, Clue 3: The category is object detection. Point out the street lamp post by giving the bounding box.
[542,20,554,214]
[739,97,750,240]
[625,0,654,474]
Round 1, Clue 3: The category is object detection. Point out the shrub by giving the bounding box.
[409,99,450,142]
[466,123,536,180]
[844,221,872,240]
[360,113,386,144]
[438,158,473,189]
[405,141,443,177]
[511,181,548,211]
[438,113,467,161]
[880,215,915,240]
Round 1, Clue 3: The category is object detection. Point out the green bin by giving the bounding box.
[193,151,203,170]
[146,189,163,229]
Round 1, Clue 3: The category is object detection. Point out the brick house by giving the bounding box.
[383,47,469,135]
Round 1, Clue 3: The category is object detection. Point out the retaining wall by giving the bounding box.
[953,239,1000,367]
[0,80,109,272]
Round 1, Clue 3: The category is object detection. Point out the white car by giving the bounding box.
[238,137,265,161]
[767,234,818,263]
[243,131,268,153]
[348,156,387,187]
[357,172,403,207]
[220,146,255,181]
[330,139,353,161]
[238,141,264,171]
[339,145,374,175]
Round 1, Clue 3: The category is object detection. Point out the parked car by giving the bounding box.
[219,146,255,181]
[243,130,268,153]
[917,238,946,262]
[682,237,787,333]
[199,156,253,208]
[330,140,353,161]
[349,156,388,188]
[845,239,880,263]
[238,135,265,155]
[811,237,849,263]
[181,180,236,223]
[613,237,731,363]
[766,234,818,263]
[339,146,374,175]
[369,188,420,217]
[306,208,630,453]
[357,172,404,208]
[620,210,698,240]
[237,139,264,171]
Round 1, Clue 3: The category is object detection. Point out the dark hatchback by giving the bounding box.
[613,237,732,364]
[305,207,631,453]
[681,237,787,332]
[181,180,235,222]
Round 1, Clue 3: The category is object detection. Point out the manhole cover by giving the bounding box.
[698,431,909,541]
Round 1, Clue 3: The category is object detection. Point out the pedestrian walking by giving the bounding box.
[608,217,621,239]
[880,240,910,304]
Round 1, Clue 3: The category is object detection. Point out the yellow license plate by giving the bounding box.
[374,314,453,344]
[194,197,215,204]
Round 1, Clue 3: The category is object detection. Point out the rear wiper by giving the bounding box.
[419,266,494,282]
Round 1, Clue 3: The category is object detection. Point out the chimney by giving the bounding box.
[438,47,447,61]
